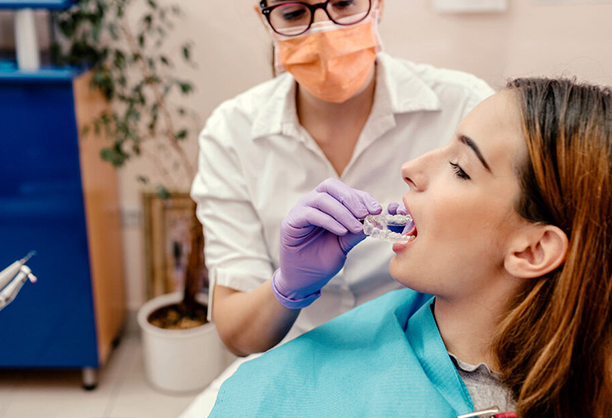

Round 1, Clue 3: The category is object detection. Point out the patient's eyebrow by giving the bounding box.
[459,134,491,173]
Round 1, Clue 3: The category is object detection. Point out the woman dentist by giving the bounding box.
[183,0,493,415]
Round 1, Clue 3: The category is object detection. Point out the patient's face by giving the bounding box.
[389,91,528,301]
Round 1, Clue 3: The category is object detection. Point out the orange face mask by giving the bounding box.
[271,11,382,104]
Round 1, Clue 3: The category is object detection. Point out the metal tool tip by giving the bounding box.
[21,251,36,264]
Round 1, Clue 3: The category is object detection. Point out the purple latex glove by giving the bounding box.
[272,178,382,309]
[386,201,408,216]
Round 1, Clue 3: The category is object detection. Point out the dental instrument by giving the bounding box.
[457,406,516,418]
[362,214,414,244]
[0,251,37,312]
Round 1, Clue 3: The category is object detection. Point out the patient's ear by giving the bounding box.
[504,224,568,279]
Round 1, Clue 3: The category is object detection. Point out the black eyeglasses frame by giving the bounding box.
[259,0,373,37]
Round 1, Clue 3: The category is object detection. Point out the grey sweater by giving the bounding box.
[449,353,516,413]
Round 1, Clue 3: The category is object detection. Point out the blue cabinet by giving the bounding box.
[0,69,126,387]
[0,0,76,10]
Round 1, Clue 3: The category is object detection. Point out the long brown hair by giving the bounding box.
[492,78,612,418]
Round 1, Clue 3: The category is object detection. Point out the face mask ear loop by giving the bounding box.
[375,0,384,22]
[369,9,384,53]
[266,23,289,76]
[273,39,285,76]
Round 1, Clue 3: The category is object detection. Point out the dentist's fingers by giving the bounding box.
[315,179,369,219]
[315,178,381,219]
[285,207,348,236]
[387,202,408,215]
[355,190,383,215]
[302,192,363,234]
[338,231,367,255]
[396,201,408,215]
[386,202,399,215]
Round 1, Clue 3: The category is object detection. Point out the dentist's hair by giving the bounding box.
[494,78,612,418]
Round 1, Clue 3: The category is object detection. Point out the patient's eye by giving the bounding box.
[449,161,470,180]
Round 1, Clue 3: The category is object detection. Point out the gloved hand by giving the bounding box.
[386,201,408,216]
[272,178,382,309]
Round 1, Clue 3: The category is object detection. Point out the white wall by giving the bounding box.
[114,0,612,309]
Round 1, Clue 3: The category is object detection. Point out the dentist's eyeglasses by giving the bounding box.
[259,0,372,37]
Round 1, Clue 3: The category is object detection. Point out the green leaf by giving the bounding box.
[160,56,171,66]
[137,176,149,184]
[100,146,129,168]
[176,129,188,140]
[113,50,126,69]
[156,186,171,200]
[100,147,113,161]
[178,81,193,94]
[143,14,153,29]
[58,19,75,38]
[109,23,119,40]
[92,19,102,42]
[182,43,191,61]
[49,43,63,66]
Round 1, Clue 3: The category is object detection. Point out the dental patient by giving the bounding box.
[209,78,612,418]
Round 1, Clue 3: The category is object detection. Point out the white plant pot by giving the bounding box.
[137,292,226,394]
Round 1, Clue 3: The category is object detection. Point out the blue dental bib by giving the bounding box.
[210,289,474,417]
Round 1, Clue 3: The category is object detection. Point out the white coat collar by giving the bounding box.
[250,52,441,140]
[377,52,441,114]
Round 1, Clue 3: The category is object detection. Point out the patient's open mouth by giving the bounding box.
[400,205,417,242]
[362,214,414,244]
[402,220,417,241]
[391,213,416,252]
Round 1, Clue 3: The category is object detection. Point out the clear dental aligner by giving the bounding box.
[363,214,415,244]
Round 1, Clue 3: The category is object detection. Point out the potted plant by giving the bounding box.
[52,0,226,393]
